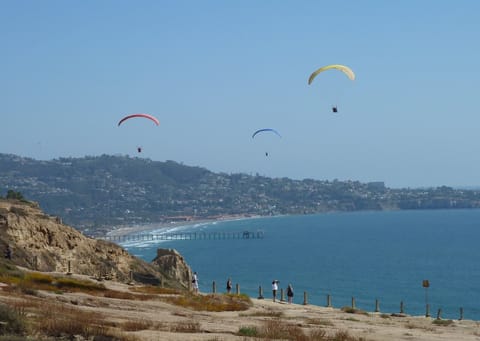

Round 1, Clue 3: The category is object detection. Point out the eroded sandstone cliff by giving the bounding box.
[0,199,192,290]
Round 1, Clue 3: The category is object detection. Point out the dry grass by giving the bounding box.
[260,318,305,340]
[170,320,201,333]
[34,301,107,337]
[0,303,27,335]
[121,319,153,331]
[1,268,164,303]
[1,271,108,295]
[239,318,369,341]
[0,294,141,340]
[163,293,252,311]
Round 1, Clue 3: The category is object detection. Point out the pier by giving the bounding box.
[100,230,264,243]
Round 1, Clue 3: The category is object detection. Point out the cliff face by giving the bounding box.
[152,249,193,289]
[0,199,192,290]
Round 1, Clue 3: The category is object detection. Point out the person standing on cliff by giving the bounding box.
[226,278,232,294]
[287,283,294,304]
[272,280,278,302]
[192,271,199,293]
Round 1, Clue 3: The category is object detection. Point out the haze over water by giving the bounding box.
[122,209,480,320]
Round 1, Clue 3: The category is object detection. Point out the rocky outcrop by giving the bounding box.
[0,199,191,290]
[151,249,193,289]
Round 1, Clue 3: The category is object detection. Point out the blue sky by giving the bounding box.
[2,1,480,188]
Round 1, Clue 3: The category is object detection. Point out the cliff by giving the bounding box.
[0,198,192,290]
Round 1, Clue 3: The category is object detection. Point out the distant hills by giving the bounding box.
[1,153,480,236]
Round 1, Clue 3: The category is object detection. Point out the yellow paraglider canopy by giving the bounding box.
[308,64,355,85]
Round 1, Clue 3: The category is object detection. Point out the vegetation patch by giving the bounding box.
[0,268,158,301]
[1,270,108,295]
[252,322,368,341]
[433,319,455,327]
[121,319,153,331]
[341,306,369,316]
[54,276,107,292]
[170,320,201,333]
[35,302,106,337]
[238,325,258,337]
[0,260,25,281]
[163,293,252,312]
[0,303,27,336]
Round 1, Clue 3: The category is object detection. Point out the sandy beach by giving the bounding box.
[105,215,260,238]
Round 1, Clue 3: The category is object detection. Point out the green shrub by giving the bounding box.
[433,319,454,326]
[6,190,24,200]
[238,326,258,337]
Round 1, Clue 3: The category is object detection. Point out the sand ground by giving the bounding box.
[3,273,479,341]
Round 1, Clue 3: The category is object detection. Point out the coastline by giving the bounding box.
[105,214,263,238]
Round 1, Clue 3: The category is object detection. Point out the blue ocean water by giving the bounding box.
[121,209,480,320]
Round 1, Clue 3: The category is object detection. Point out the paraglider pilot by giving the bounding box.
[137,147,142,153]
[332,106,338,113]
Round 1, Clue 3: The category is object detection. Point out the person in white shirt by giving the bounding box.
[192,272,199,293]
[272,280,278,302]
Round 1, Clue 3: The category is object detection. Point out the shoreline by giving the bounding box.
[105,214,263,238]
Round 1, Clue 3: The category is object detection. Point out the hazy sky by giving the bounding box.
[2,1,479,188]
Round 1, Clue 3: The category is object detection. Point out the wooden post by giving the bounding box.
[375,299,380,312]
[459,307,464,320]
[280,288,285,302]
[303,291,308,305]
[212,281,216,293]
[129,270,134,284]
[400,301,404,314]
[67,260,72,275]
[436,308,442,320]
[33,256,38,271]
[351,297,356,310]
[235,283,240,295]
[326,294,332,307]
[258,285,264,299]
[425,304,430,317]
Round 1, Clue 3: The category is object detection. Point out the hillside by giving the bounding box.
[1,153,480,236]
[0,198,192,289]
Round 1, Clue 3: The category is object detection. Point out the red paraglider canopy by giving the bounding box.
[118,113,159,126]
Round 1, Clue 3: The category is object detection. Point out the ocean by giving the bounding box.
[120,209,480,321]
